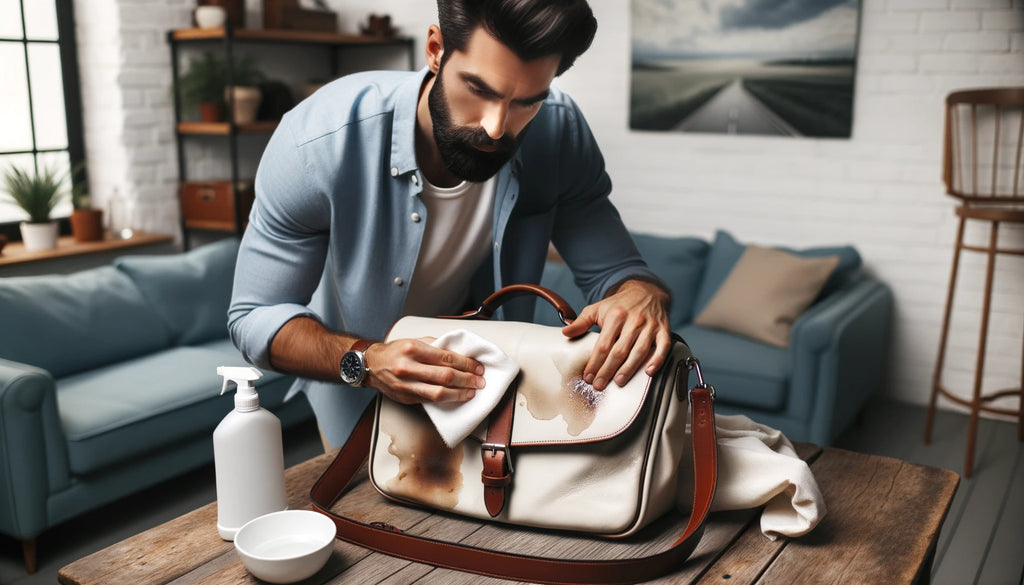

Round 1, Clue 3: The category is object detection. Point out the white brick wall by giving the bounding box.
[75,0,1024,414]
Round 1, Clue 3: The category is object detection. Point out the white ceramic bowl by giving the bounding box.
[234,510,336,584]
[194,5,227,28]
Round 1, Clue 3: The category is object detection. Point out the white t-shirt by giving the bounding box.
[402,176,496,317]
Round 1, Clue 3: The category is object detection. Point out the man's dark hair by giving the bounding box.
[437,0,597,76]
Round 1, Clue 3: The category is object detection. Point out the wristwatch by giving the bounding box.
[340,339,376,387]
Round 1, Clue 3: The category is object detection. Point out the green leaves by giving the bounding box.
[1,164,69,223]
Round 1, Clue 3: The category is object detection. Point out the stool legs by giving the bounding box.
[926,217,965,446]
[927,217,1002,478]
[965,220,1000,477]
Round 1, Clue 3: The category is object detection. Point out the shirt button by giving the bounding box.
[493,241,499,251]
[411,175,419,185]
[394,277,404,286]
[390,167,399,177]
[410,212,421,222]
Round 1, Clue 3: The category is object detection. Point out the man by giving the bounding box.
[228,0,672,449]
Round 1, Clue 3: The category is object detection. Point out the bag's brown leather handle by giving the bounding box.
[449,283,578,325]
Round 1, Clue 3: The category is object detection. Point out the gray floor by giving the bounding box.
[0,400,1020,585]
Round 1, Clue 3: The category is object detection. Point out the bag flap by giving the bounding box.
[386,316,652,446]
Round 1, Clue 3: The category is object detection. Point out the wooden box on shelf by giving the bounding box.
[264,0,337,32]
[180,180,254,230]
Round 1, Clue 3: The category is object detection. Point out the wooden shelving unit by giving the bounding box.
[167,26,415,246]
[176,120,279,135]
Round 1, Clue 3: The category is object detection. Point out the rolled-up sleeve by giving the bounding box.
[545,95,667,304]
[228,114,331,369]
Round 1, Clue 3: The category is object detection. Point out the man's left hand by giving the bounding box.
[560,279,672,391]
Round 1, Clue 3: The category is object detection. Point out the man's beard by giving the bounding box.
[428,67,523,183]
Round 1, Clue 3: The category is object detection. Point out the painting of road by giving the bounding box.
[630,0,861,138]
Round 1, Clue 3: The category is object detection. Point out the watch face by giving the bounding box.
[340,351,365,385]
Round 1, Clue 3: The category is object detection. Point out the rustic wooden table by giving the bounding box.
[58,444,959,585]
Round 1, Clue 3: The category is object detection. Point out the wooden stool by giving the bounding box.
[926,87,1024,478]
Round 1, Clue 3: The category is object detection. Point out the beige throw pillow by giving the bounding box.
[694,245,840,347]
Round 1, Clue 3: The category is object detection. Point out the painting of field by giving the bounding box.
[630,0,861,138]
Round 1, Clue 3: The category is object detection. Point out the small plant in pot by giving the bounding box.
[177,52,264,124]
[225,56,265,124]
[1,164,69,251]
[69,167,104,242]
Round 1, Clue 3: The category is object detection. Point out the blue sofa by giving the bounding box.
[535,230,893,446]
[0,238,311,572]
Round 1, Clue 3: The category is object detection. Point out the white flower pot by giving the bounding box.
[195,6,227,28]
[20,221,59,251]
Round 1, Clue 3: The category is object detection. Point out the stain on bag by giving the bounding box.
[385,420,463,509]
[517,348,603,435]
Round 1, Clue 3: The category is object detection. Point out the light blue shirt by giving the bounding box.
[228,68,661,446]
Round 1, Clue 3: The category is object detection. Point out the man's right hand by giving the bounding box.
[363,337,485,405]
[269,317,483,404]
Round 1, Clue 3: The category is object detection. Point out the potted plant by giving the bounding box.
[178,52,264,124]
[1,164,68,250]
[178,51,226,122]
[225,56,265,124]
[68,166,103,242]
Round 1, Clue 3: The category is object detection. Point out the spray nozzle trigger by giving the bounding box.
[217,366,263,395]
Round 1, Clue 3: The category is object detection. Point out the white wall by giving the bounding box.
[75,0,1024,413]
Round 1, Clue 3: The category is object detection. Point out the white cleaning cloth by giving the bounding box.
[706,414,827,539]
[422,330,520,448]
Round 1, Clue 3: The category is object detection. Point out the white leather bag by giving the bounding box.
[311,284,718,585]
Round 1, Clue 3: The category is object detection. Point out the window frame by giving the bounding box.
[0,0,87,241]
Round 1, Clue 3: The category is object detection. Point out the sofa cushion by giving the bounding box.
[693,230,861,317]
[678,324,790,412]
[114,238,240,346]
[534,260,588,326]
[534,233,709,329]
[694,245,839,347]
[0,267,173,378]
[632,233,709,328]
[57,345,290,474]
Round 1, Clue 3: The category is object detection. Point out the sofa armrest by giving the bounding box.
[0,359,71,539]
[787,276,894,445]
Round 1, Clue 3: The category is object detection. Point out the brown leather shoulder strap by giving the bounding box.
[309,384,717,585]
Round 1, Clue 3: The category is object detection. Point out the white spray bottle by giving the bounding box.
[213,366,287,540]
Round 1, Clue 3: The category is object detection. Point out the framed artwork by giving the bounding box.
[630,0,861,138]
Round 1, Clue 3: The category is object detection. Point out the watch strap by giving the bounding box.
[350,338,376,354]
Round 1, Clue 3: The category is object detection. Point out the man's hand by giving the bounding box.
[364,338,486,405]
[560,279,672,391]
[269,317,483,404]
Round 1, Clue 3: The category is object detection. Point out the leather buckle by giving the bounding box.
[481,442,514,474]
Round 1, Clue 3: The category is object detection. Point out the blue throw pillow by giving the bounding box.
[693,230,861,316]
[115,238,240,345]
[632,233,709,328]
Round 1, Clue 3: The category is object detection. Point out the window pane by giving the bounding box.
[0,0,22,39]
[0,42,33,152]
[0,153,39,223]
[24,0,57,41]
[28,43,67,150]
[38,150,72,219]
